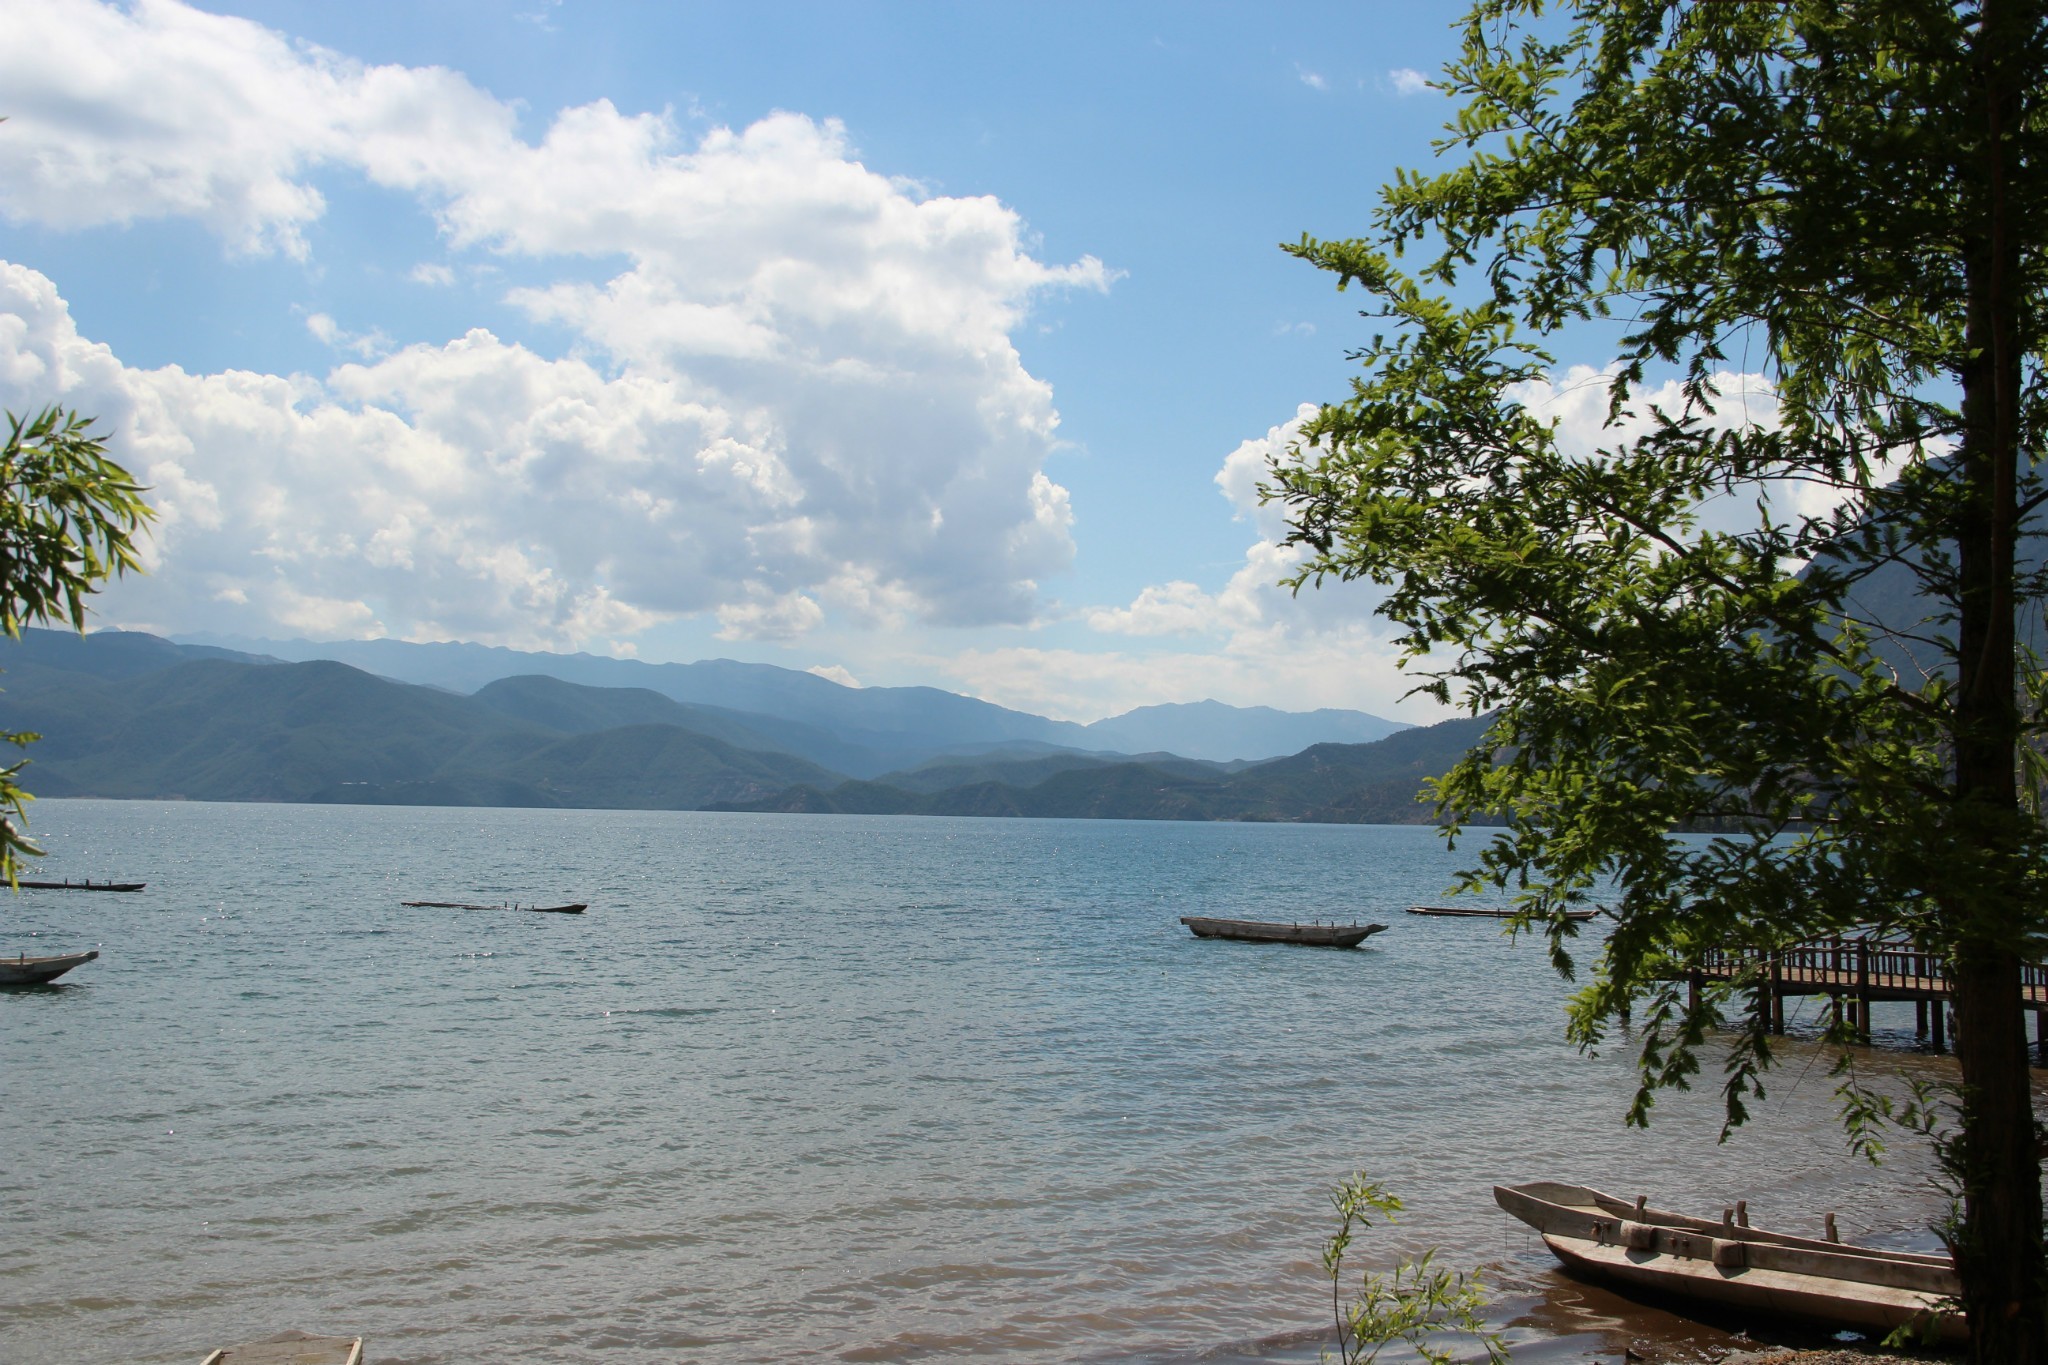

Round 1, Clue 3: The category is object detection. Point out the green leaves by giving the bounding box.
[0,408,153,641]
[1278,0,2048,1107]
[0,407,154,883]
[1323,1173,1508,1365]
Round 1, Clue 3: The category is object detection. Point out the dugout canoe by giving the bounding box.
[1494,1180,1963,1344]
[400,900,586,915]
[0,949,99,985]
[1178,916,1386,949]
[1407,904,1598,921]
[200,1330,363,1365]
[15,878,145,892]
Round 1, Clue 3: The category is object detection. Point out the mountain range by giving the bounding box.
[180,632,1409,767]
[0,628,1480,824]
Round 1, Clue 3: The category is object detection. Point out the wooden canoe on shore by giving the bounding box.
[15,878,145,892]
[1495,1180,1963,1344]
[401,900,586,915]
[201,1330,363,1364]
[1179,916,1386,949]
[0,949,98,985]
[1408,904,1598,921]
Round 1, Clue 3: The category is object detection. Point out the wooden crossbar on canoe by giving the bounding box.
[0,949,98,985]
[15,878,145,892]
[401,900,586,915]
[1407,904,1598,921]
[1179,916,1386,949]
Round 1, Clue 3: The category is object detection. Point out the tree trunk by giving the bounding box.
[1951,952,2046,1362]
[1948,3,2044,1358]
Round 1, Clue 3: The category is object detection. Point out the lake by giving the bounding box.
[0,802,1970,1362]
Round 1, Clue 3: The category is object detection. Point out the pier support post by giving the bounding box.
[1931,1000,1947,1052]
[1855,939,1872,1042]
[2036,1008,2046,1066]
[1769,956,1785,1033]
[1917,998,1929,1036]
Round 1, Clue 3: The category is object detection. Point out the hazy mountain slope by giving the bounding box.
[13,659,554,801]
[870,749,1227,795]
[1,628,276,682]
[511,724,839,808]
[0,651,846,809]
[1081,700,1408,761]
[720,714,1495,824]
[468,674,881,774]
[187,634,1099,753]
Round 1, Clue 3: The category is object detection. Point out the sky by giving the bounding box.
[0,0,1550,723]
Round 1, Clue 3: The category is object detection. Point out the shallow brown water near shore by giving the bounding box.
[1,803,2018,1363]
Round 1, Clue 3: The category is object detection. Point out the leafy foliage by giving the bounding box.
[0,409,152,880]
[1322,1174,1507,1365]
[1273,1,2048,1357]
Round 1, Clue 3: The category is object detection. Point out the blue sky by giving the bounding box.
[0,1,1491,722]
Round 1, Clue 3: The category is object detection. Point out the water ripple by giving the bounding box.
[0,803,2002,1364]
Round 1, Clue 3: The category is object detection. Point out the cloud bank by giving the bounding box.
[1030,367,1796,723]
[0,0,1106,649]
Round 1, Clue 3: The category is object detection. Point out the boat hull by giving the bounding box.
[1541,1233,1960,1343]
[16,879,144,892]
[0,949,98,984]
[1179,916,1385,948]
[1495,1182,1962,1344]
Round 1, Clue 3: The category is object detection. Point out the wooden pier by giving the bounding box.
[1686,936,2048,1056]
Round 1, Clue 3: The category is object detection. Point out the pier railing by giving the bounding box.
[1688,935,2048,1051]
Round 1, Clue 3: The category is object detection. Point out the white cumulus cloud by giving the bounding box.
[0,0,1108,647]
[1072,401,1398,716]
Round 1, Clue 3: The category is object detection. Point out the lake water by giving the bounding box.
[0,802,1983,1364]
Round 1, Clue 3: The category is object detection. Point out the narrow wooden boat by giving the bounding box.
[1179,916,1386,948]
[200,1330,363,1364]
[1495,1180,1963,1344]
[400,900,586,915]
[1408,904,1597,921]
[16,878,145,892]
[0,949,97,985]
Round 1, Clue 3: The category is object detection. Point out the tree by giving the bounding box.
[1270,2,2048,1360]
[0,407,153,877]
[1322,1174,1507,1365]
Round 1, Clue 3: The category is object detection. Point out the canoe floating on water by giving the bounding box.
[400,900,586,915]
[200,1330,363,1365]
[15,878,145,892]
[1179,916,1386,949]
[0,949,98,985]
[1408,904,1598,921]
[1495,1180,1963,1344]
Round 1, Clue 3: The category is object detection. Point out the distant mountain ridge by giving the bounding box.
[0,628,1472,824]
[179,632,1409,763]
